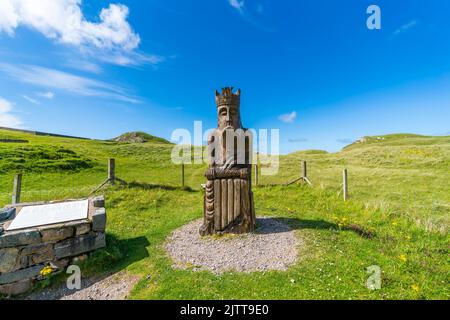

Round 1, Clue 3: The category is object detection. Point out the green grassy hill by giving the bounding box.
[0,128,448,299]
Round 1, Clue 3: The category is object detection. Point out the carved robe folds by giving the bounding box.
[201,169,256,235]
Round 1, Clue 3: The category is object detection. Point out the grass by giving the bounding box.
[0,128,448,299]
[0,144,94,173]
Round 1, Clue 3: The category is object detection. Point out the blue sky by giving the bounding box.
[0,0,449,153]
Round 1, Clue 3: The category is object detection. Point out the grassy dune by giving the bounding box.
[0,129,448,299]
[264,134,450,233]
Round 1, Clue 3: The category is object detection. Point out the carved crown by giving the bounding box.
[215,87,241,108]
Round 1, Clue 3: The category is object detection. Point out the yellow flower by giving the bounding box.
[406,235,412,240]
[40,265,53,277]
[399,254,407,262]
[392,221,398,226]
[411,284,420,293]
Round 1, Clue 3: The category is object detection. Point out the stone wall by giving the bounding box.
[0,196,106,296]
[0,126,90,140]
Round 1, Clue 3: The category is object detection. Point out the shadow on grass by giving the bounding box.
[80,234,151,276]
[257,217,375,239]
[125,181,196,193]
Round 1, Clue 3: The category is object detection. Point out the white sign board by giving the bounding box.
[7,200,89,231]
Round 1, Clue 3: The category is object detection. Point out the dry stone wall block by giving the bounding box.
[0,230,41,248]
[91,196,105,208]
[40,226,74,243]
[0,248,19,273]
[75,223,91,236]
[0,264,44,285]
[54,232,106,259]
[19,243,54,268]
[0,278,32,296]
[92,208,106,232]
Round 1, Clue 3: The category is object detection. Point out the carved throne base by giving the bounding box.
[200,177,256,236]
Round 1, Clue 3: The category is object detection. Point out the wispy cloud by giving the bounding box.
[228,0,245,12]
[0,97,22,128]
[393,20,418,36]
[36,91,55,99]
[256,4,264,14]
[279,111,297,123]
[22,94,39,105]
[94,50,166,67]
[336,138,354,145]
[0,63,140,104]
[226,0,273,31]
[288,137,307,143]
[64,59,103,74]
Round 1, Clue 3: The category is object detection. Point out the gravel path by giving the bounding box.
[165,217,301,273]
[26,271,140,300]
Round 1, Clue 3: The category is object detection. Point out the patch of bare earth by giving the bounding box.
[26,271,140,300]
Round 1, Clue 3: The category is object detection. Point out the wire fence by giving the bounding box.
[0,173,103,207]
[1,158,351,208]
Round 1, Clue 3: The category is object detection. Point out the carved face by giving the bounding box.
[218,105,240,130]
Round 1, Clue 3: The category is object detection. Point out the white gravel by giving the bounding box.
[165,217,301,273]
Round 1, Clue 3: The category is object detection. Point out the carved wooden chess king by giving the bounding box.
[200,87,256,235]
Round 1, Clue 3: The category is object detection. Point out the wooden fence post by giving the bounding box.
[343,169,348,201]
[254,152,259,186]
[181,162,185,187]
[108,158,116,185]
[90,158,127,195]
[12,173,22,205]
[302,160,307,179]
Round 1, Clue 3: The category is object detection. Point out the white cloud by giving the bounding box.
[22,94,39,104]
[393,20,418,36]
[0,0,139,49]
[279,111,297,123]
[228,0,245,12]
[36,91,55,99]
[0,0,160,66]
[0,63,140,104]
[0,97,22,128]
